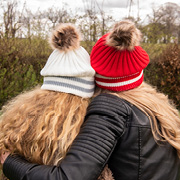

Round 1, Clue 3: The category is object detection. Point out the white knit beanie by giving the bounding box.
[40,23,95,98]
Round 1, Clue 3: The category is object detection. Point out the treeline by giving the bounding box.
[1,0,180,44]
[0,0,180,110]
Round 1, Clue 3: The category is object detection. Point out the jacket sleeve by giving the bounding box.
[3,94,129,180]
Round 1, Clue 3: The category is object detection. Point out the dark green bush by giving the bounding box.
[144,44,180,109]
[0,37,91,109]
[0,37,52,109]
[1,38,179,110]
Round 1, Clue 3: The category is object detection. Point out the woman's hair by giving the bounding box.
[95,82,180,157]
[0,86,90,165]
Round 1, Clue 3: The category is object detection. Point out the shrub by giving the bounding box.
[141,43,167,61]
[144,44,180,109]
[0,37,91,109]
[1,38,179,110]
[0,37,51,109]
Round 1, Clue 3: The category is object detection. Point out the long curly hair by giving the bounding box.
[0,87,114,180]
[0,87,90,165]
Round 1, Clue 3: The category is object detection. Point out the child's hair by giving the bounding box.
[0,87,90,165]
[95,82,180,157]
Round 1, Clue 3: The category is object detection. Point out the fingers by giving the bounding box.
[0,152,10,165]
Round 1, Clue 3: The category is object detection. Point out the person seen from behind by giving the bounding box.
[0,23,113,180]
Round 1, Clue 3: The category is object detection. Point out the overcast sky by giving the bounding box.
[19,0,180,22]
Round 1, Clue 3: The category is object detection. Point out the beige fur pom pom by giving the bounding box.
[106,20,142,51]
[49,23,81,52]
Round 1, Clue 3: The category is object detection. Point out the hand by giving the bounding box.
[0,152,10,165]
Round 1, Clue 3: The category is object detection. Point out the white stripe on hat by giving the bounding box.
[96,70,143,87]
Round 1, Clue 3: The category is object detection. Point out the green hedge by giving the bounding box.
[144,44,180,109]
[0,37,51,109]
[0,38,179,110]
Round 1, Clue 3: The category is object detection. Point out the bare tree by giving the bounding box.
[20,4,33,38]
[1,0,23,38]
[159,3,179,39]
[148,2,180,43]
[44,5,71,28]
[82,0,113,42]
[82,0,98,41]
[31,9,47,37]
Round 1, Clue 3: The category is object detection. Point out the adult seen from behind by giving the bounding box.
[1,20,180,180]
[0,23,112,180]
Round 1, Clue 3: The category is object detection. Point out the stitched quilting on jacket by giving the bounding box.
[3,94,180,180]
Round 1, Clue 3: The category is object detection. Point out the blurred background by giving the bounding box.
[0,0,180,110]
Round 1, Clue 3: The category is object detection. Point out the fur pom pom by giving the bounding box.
[49,23,81,52]
[106,20,142,51]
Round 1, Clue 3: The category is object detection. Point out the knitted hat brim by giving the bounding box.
[95,70,144,91]
[41,76,95,98]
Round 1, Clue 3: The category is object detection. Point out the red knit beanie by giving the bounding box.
[90,20,150,91]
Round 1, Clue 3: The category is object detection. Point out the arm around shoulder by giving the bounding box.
[3,94,129,180]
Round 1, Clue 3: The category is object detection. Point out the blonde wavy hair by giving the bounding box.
[0,81,179,178]
[96,82,180,157]
[0,86,90,165]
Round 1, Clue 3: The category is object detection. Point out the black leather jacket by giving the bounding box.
[3,93,180,180]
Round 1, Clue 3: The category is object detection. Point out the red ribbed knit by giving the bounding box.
[90,34,150,91]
